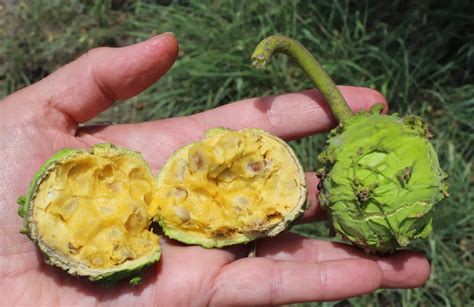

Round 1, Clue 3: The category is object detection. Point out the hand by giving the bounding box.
[0,33,430,305]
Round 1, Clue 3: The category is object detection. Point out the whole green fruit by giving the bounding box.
[252,35,448,253]
[316,105,448,253]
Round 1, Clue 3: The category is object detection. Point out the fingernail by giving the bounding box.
[149,32,176,44]
[160,32,175,37]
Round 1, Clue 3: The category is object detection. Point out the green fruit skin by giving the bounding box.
[317,106,448,254]
[156,128,308,248]
[17,144,161,285]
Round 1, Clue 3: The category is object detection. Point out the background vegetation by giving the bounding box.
[1,0,473,305]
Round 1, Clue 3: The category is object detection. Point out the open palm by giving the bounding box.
[0,33,430,306]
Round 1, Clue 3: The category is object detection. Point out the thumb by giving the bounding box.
[5,33,179,124]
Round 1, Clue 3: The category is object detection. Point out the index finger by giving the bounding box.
[191,85,387,140]
[78,86,387,163]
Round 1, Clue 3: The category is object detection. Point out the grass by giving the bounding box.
[1,0,473,305]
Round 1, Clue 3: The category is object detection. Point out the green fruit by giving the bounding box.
[151,128,307,248]
[18,144,161,285]
[317,105,448,253]
[251,35,448,253]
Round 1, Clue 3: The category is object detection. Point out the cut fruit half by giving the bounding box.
[151,128,307,248]
[18,144,161,285]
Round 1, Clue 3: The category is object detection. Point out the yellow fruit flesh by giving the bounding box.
[151,129,302,240]
[33,153,159,269]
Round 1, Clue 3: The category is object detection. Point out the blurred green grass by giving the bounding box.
[1,0,473,305]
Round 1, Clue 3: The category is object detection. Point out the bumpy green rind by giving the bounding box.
[17,144,161,285]
[317,106,448,254]
[155,128,307,248]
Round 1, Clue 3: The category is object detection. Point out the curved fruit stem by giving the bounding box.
[251,34,353,123]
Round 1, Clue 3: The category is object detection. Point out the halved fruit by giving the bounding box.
[151,128,307,248]
[18,144,160,285]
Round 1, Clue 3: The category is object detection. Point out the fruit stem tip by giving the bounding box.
[251,35,353,122]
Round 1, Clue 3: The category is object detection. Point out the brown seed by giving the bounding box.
[47,190,58,201]
[173,188,188,200]
[193,153,205,169]
[247,161,264,173]
[175,159,187,181]
[233,195,250,212]
[175,207,191,222]
[108,182,120,192]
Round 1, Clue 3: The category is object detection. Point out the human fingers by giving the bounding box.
[2,33,178,125]
[209,256,383,305]
[77,87,386,167]
[191,86,388,140]
[257,232,431,289]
